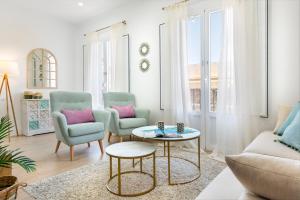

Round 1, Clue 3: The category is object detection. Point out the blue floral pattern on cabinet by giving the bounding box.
[39,100,49,109]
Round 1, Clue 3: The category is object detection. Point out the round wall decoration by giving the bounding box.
[139,59,150,72]
[139,43,150,56]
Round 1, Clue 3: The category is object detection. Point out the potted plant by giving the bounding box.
[0,115,36,199]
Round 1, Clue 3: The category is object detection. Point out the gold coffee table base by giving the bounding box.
[134,155,201,185]
[133,136,201,185]
[106,170,155,197]
[164,156,201,185]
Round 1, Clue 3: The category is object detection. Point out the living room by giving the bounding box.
[0,0,299,199]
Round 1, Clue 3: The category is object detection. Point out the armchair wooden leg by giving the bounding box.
[108,132,112,143]
[70,145,74,161]
[55,141,61,153]
[87,142,90,148]
[98,140,104,155]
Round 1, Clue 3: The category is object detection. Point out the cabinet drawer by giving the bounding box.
[39,100,49,110]
[29,121,39,130]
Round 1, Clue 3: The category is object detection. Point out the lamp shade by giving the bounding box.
[0,61,19,77]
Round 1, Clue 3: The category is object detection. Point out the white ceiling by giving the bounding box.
[3,0,138,24]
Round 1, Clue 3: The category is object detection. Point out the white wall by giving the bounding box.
[267,0,300,127]
[75,0,174,124]
[0,4,76,134]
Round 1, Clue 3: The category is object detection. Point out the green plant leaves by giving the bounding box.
[0,115,36,173]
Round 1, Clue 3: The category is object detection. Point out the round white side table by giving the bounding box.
[105,141,156,197]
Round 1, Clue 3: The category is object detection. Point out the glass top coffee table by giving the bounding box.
[132,125,201,185]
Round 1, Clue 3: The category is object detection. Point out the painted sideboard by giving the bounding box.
[21,99,54,136]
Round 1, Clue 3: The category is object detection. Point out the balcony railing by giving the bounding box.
[190,88,218,112]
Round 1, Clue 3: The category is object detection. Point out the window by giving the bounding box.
[186,10,224,113]
[187,16,202,112]
[209,11,224,112]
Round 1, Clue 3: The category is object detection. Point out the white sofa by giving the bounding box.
[196,131,300,200]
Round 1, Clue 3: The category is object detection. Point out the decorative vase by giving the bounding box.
[177,122,184,133]
[157,121,164,131]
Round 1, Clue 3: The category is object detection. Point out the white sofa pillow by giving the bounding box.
[226,153,300,200]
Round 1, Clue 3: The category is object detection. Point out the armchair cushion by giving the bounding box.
[62,109,95,125]
[112,105,135,118]
[68,122,104,137]
[119,118,147,129]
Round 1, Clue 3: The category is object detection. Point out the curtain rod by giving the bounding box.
[84,20,127,37]
[162,0,189,10]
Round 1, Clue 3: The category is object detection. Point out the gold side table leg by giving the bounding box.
[109,156,112,178]
[153,152,156,187]
[167,141,171,185]
[118,158,121,195]
[198,137,201,171]
[132,158,135,168]
[140,157,143,172]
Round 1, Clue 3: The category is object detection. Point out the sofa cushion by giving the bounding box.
[239,191,266,200]
[119,118,147,129]
[244,131,300,160]
[68,122,104,137]
[273,105,292,133]
[226,153,300,200]
[277,102,300,135]
[279,111,300,151]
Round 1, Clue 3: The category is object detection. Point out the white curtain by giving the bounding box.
[84,33,105,109]
[84,23,126,108]
[164,3,194,148]
[164,3,191,125]
[215,0,263,156]
[108,23,127,92]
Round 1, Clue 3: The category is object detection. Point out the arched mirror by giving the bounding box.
[27,48,57,89]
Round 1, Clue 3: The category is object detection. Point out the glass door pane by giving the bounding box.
[209,10,224,112]
[187,16,203,112]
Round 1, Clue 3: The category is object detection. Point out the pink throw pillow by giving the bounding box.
[61,109,95,125]
[112,105,135,118]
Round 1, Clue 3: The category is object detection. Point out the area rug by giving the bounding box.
[24,147,226,200]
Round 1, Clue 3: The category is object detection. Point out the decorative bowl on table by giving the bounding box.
[32,92,43,99]
[23,91,34,99]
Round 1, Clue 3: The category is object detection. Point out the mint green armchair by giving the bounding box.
[103,92,150,142]
[50,91,110,161]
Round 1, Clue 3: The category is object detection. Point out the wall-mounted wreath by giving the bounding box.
[139,43,150,56]
[139,59,150,72]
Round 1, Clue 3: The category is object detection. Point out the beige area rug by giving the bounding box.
[24,147,226,200]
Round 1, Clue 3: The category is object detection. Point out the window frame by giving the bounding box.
[186,8,224,116]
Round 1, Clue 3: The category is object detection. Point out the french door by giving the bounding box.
[187,9,224,151]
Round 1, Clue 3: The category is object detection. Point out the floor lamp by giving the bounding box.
[0,61,19,138]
